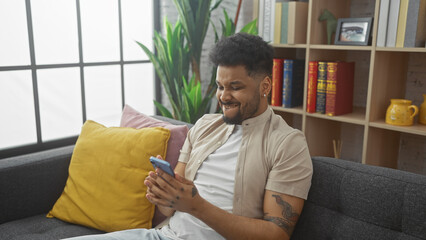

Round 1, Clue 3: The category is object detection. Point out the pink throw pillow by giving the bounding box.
[120,104,188,170]
[120,105,189,227]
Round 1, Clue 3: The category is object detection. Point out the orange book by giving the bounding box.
[325,62,355,116]
[271,58,284,106]
[306,61,318,113]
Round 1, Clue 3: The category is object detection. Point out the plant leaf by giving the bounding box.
[153,100,173,119]
[239,19,258,35]
[210,0,223,11]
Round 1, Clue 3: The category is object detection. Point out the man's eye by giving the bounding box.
[232,87,241,90]
[217,86,224,90]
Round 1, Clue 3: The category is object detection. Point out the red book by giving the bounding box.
[306,61,318,113]
[325,61,355,116]
[271,58,284,106]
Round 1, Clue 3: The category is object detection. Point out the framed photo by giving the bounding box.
[334,17,373,46]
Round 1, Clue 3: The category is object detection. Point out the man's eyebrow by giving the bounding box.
[216,80,244,85]
[230,80,243,84]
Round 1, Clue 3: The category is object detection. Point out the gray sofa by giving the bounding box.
[1,116,425,240]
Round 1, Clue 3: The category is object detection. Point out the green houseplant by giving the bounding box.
[137,0,257,123]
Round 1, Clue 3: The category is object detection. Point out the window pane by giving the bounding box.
[84,65,122,127]
[0,70,37,149]
[37,68,82,141]
[121,0,153,61]
[0,0,30,66]
[124,63,154,115]
[80,0,120,62]
[31,0,79,64]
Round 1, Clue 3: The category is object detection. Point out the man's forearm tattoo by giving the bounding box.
[191,186,198,197]
[264,194,299,236]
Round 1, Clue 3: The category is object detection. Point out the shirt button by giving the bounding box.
[198,160,202,164]
[217,141,221,145]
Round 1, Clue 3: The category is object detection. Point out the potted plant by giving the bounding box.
[137,0,257,123]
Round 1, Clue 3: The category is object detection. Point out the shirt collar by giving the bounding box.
[240,107,272,128]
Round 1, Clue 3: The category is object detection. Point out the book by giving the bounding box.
[316,61,328,114]
[258,0,264,38]
[306,61,318,113]
[395,0,409,47]
[282,59,305,108]
[386,0,401,47]
[274,2,283,44]
[404,0,426,47]
[269,0,276,42]
[325,62,355,116]
[287,2,308,44]
[377,0,390,47]
[263,0,272,42]
[280,2,289,44]
[271,58,284,106]
[253,0,259,24]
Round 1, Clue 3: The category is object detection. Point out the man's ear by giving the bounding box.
[261,75,272,96]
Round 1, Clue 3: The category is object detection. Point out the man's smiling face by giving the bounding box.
[216,65,268,124]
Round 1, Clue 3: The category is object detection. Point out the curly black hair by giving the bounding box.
[209,33,274,78]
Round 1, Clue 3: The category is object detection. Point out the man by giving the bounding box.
[67,33,312,240]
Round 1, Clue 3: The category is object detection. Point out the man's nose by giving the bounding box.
[220,89,232,102]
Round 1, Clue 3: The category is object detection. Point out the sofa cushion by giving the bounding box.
[0,146,74,225]
[292,156,426,240]
[47,120,170,232]
[0,214,103,240]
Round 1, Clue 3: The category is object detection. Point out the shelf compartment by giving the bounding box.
[365,128,426,174]
[309,0,351,45]
[370,51,426,122]
[309,48,371,63]
[397,133,426,175]
[306,106,366,125]
[305,116,364,163]
[309,0,375,45]
[273,47,306,60]
[309,49,371,114]
[273,109,303,131]
[365,127,400,168]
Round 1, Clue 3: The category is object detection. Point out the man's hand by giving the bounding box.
[144,168,203,214]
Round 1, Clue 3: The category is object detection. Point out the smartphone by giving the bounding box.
[149,156,175,177]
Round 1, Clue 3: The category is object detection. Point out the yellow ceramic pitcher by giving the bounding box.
[420,94,426,125]
[386,99,419,126]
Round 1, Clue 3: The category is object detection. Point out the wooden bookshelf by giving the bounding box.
[268,0,426,175]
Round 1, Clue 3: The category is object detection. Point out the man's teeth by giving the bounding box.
[224,104,238,109]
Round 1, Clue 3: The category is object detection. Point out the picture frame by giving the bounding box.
[334,17,373,46]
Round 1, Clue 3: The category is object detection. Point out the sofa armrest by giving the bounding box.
[0,145,74,224]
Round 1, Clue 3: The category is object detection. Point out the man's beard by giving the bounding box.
[221,94,260,125]
[222,108,243,124]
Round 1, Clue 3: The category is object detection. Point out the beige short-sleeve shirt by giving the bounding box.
[178,107,313,219]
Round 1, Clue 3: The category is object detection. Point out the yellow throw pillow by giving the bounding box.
[47,120,170,232]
